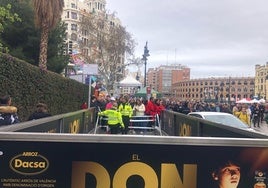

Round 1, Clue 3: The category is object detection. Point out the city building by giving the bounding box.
[147,64,190,97]
[255,63,268,99]
[62,0,127,93]
[172,77,255,102]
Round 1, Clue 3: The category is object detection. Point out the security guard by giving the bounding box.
[118,96,133,134]
[98,102,124,134]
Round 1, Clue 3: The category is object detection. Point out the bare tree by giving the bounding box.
[79,11,136,92]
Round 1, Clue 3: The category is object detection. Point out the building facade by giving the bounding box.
[255,63,268,99]
[172,77,255,102]
[62,0,128,93]
[147,64,190,97]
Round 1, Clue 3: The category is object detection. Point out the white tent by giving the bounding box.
[119,75,142,87]
[259,98,266,103]
[250,99,260,103]
[236,98,251,104]
[118,75,142,95]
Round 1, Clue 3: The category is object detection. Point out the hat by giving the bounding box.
[110,97,116,101]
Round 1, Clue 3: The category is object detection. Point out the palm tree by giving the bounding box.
[33,0,64,70]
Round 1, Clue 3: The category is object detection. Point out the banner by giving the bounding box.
[0,137,267,188]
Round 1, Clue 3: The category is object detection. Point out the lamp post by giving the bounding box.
[142,41,150,87]
[228,76,231,104]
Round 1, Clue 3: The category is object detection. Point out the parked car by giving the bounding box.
[187,112,254,131]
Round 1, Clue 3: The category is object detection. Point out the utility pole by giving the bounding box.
[142,41,150,87]
[228,76,231,104]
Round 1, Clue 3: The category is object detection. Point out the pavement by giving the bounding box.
[250,120,268,134]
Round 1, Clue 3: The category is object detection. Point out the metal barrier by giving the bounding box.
[93,114,162,135]
[161,110,268,138]
[128,115,162,135]
[0,108,96,134]
[1,133,268,187]
[1,108,268,138]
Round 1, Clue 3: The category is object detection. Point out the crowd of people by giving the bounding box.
[1,92,267,130]
[92,94,268,132]
[91,94,165,134]
[0,95,51,126]
[163,99,266,128]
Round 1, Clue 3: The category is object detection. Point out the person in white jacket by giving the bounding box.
[132,98,146,133]
[133,98,145,116]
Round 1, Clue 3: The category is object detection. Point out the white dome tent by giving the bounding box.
[118,75,142,95]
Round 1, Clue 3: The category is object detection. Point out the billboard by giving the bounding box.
[0,134,267,188]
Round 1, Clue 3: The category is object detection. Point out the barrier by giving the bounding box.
[93,114,162,135]
[0,108,96,134]
[0,108,267,138]
[0,133,268,187]
[161,110,268,138]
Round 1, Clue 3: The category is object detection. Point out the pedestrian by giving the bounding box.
[118,96,133,134]
[98,102,124,134]
[28,103,52,120]
[252,103,261,127]
[80,102,88,109]
[0,95,20,126]
[133,98,146,132]
[105,97,116,110]
[145,97,157,116]
[236,106,250,126]
[133,98,145,116]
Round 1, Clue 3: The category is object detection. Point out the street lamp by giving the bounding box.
[228,76,231,104]
[142,41,150,87]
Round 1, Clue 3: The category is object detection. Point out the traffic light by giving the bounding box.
[68,41,73,54]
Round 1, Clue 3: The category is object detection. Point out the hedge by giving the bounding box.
[0,53,89,122]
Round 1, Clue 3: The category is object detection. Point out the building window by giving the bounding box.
[71,12,77,20]
[71,24,77,31]
[71,3,76,8]
[71,33,77,41]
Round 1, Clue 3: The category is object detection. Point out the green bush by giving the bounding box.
[0,53,89,121]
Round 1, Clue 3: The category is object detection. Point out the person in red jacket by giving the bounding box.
[155,99,165,116]
[145,97,158,129]
[145,97,157,116]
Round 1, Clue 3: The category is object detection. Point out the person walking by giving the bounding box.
[0,95,20,126]
[118,96,133,134]
[98,102,124,134]
[251,103,261,128]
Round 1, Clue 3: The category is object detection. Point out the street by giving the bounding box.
[251,120,268,134]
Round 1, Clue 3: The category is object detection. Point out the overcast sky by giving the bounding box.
[106,0,268,78]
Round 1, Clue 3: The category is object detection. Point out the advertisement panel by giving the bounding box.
[0,134,267,188]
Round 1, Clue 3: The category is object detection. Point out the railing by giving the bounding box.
[161,110,268,138]
[93,114,162,135]
[1,108,267,138]
[129,115,162,135]
[0,108,96,134]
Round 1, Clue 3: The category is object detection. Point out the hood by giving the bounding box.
[0,106,17,113]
